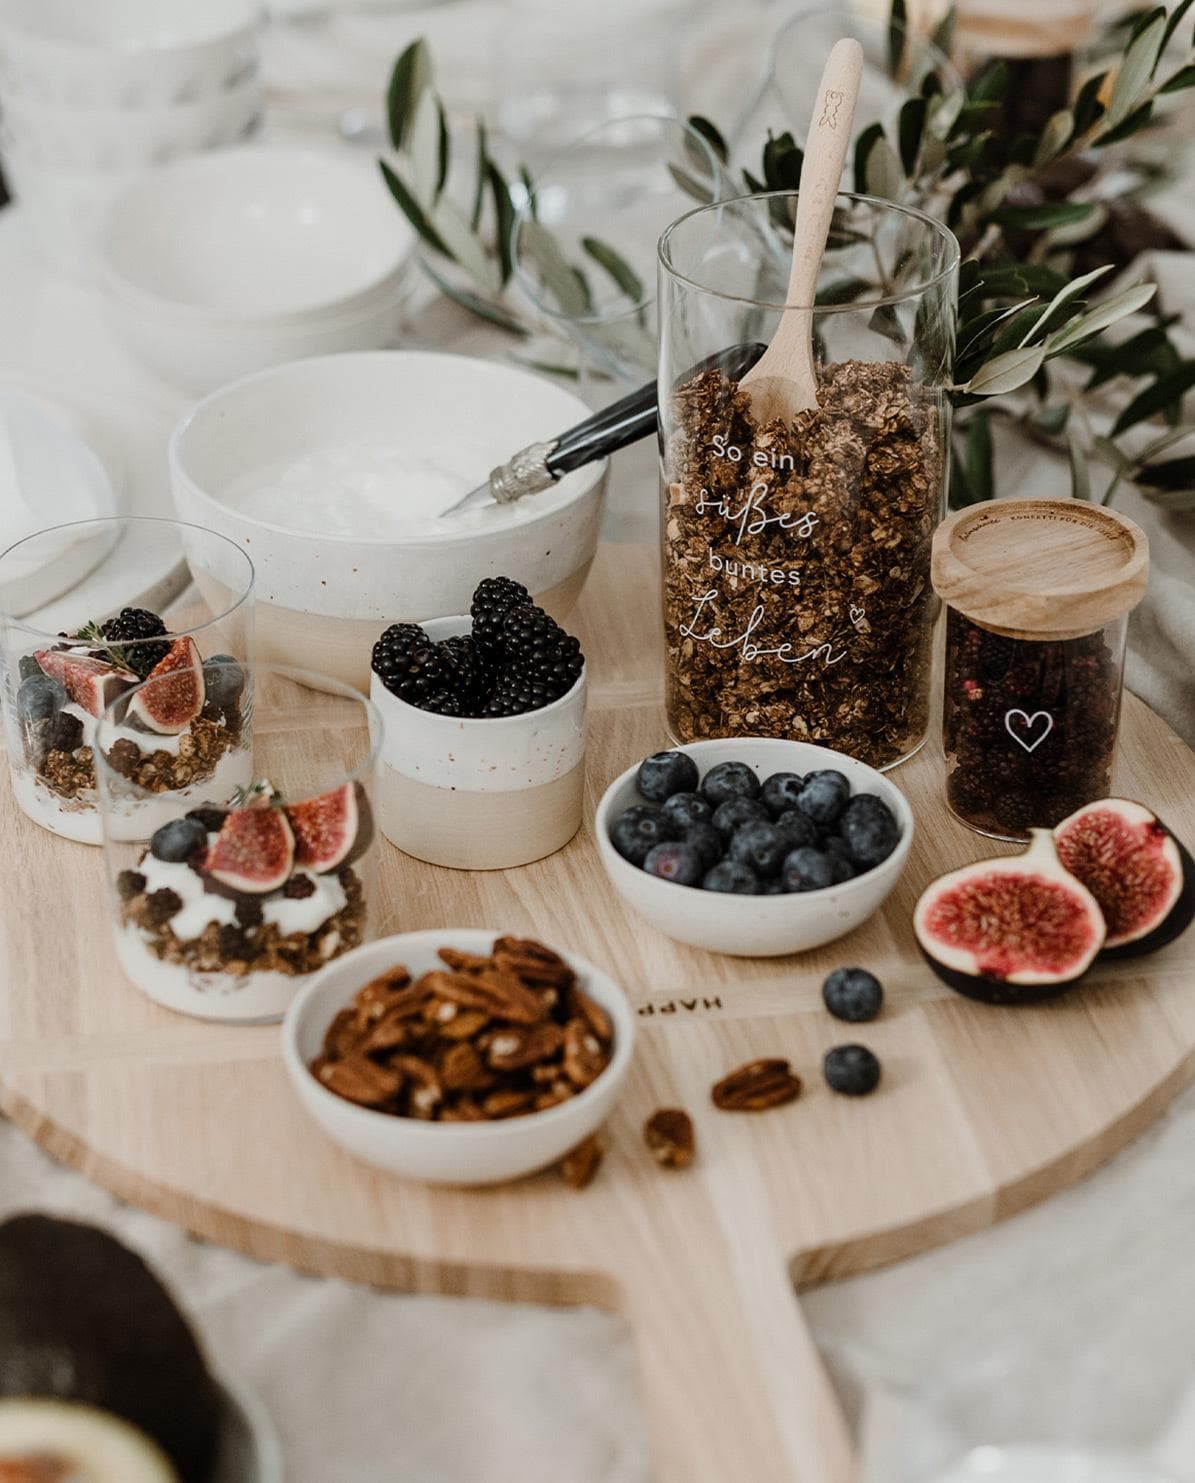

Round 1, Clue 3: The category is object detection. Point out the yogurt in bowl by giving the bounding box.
[169,351,609,692]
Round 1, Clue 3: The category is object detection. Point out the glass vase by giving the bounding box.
[657,190,959,770]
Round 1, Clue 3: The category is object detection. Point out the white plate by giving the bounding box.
[0,387,120,615]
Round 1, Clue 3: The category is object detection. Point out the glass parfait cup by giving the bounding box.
[97,662,381,1024]
[657,190,959,770]
[0,516,254,844]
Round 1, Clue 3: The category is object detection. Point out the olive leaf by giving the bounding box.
[1111,362,1195,436]
[387,38,431,151]
[1018,265,1113,346]
[488,162,516,285]
[1068,430,1092,502]
[992,201,1101,232]
[420,258,528,336]
[582,237,645,305]
[1162,0,1195,50]
[864,136,905,199]
[853,122,885,193]
[897,95,927,175]
[1135,456,1195,495]
[408,88,442,204]
[887,0,908,80]
[378,160,450,259]
[1033,110,1075,167]
[963,346,1047,396]
[964,408,994,502]
[470,118,489,231]
[1104,10,1167,129]
[1044,283,1157,355]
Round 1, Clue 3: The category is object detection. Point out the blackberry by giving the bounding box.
[235,897,264,927]
[99,608,170,677]
[371,623,428,696]
[283,875,317,899]
[484,603,583,716]
[391,643,461,711]
[439,634,492,713]
[470,577,530,661]
[116,869,146,901]
[145,889,182,926]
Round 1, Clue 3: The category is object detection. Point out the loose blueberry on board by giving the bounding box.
[701,760,761,808]
[774,808,818,851]
[684,820,725,871]
[643,841,706,886]
[149,817,208,864]
[703,860,760,895]
[796,770,851,826]
[761,771,806,818]
[728,821,790,878]
[16,674,67,723]
[712,797,770,838]
[840,794,901,868]
[638,750,700,803]
[823,1044,882,1096]
[822,967,884,1023]
[611,805,674,866]
[781,847,836,893]
[660,790,713,833]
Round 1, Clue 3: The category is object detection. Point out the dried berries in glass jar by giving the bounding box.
[932,500,1149,842]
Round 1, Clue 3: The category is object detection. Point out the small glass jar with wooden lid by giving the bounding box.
[931,499,1148,841]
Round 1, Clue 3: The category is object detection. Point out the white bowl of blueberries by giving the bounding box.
[595,739,913,957]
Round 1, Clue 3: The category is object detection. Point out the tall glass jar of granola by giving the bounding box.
[657,190,959,770]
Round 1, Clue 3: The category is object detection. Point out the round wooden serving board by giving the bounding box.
[3,545,1195,1483]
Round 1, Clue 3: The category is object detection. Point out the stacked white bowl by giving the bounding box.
[0,0,265,277]
[99,148,416,392]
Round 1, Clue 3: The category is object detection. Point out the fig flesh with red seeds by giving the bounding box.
[204,805,294,894]
[34,650,135,718]
[286,781,371,873]
[913,830,1106,1004]
[1054,798,1194,958]
[127,639,205,735]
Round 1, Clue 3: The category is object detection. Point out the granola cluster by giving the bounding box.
[309,937,615,1124]
[103,712,241,794]
[663,359,943,768]
[120,866,365,978]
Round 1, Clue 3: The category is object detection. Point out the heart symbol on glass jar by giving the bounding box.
[1004,708,1054,753]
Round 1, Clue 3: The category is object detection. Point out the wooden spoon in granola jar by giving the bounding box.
[739,36,864,424]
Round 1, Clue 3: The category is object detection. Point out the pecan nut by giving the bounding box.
[318,1055,403,1108]
[485,1022,564,1072]
[644,1108,696,1169]
[560,1133,605,1189]
[711,1058,802,1112]
[562,1018,607,1088]
[425,968,547,1025]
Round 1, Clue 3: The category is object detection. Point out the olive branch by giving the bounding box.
[379,0,1195,509]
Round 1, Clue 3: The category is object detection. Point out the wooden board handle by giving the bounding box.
[620,1224,855,1482]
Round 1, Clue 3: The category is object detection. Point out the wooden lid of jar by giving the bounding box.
[932,498,1149,640]
[956,0,1098,58]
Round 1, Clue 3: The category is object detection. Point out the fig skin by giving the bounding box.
[913,830,1106,1006]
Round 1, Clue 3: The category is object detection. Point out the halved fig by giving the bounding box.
[913,830,1106,1005]
[127,639,205,736]
[1055,798,1194,958]
[204,805,294,894]
[34,651,135,719]
[286,781,360,874]
[0,1400,179,1483]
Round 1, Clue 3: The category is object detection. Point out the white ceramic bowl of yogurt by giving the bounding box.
[170,351,609,691]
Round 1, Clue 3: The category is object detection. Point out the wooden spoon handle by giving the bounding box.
[786,37,865,313]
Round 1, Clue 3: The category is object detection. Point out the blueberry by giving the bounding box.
[203,655,245,709]
[660,791,712,833]
[186,806,229,833]
[149,816,208,863]
[684,820,725,870]
[18,655,43,682]
[712,797,770,838]
[611,804,674,866]
[795,769,851,825]
[823,1044,882,1096]
[16,673,66,723]
[703,860,759,894]
[839,794,901,869]
[700,760,761,808]
[823,836,858,883]
[643,841,705,886]
[728,820,790,878]
[822,967,883,1023]
[761,771,805,818]
[637,750,699,803]
[781,847,836,893]
[760,877,787,895]
[774,808,817,850]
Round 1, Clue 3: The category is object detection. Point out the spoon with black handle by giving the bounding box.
[439,341,766,517]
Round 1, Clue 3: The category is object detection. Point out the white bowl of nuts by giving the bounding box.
[282,930,635,1186]
[595,739,914,957]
